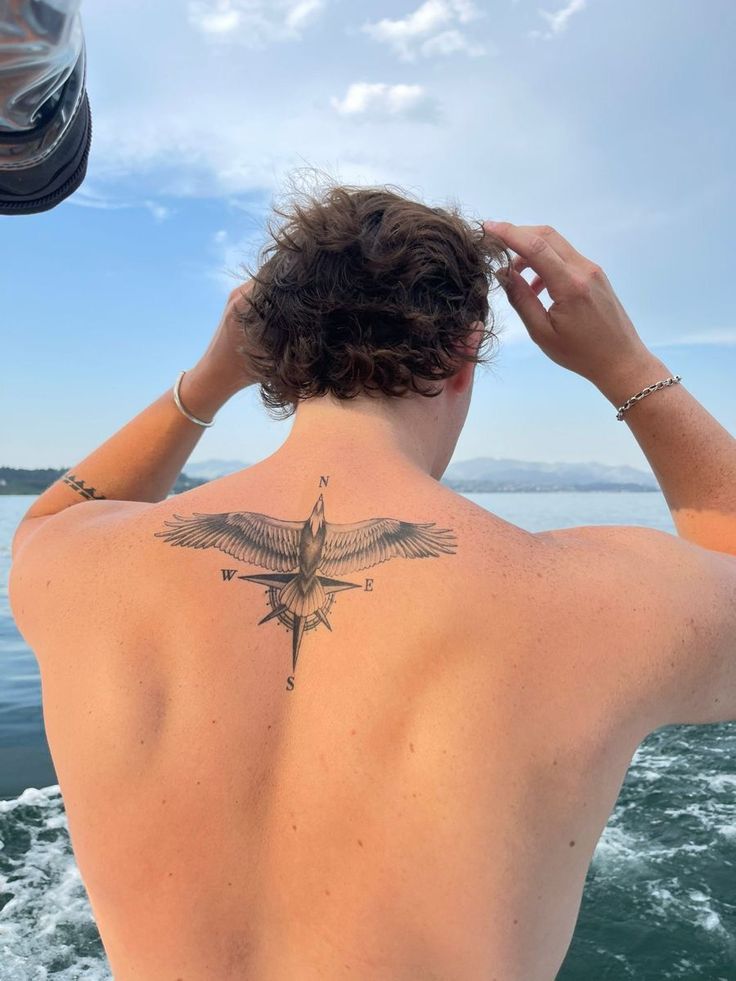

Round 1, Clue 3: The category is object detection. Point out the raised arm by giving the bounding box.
[485,221,736,556]
[11,285,256,558]
[482,221,736,728]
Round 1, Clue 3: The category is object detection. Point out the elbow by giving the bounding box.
[10,517,46,563]
[10,520,28,563]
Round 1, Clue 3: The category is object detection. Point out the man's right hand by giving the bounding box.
[483,221,669,406]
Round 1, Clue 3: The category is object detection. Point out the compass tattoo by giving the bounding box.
[155,494,456,683]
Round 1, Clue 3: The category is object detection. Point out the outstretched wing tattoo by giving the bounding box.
[319,518,457,575]
[155,511,303,571]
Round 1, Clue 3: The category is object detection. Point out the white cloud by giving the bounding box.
[79,0,587,206]
[144,200,172,222]
[69,187,129,210]
[188,0,326,44]
[285,0,323,30]
[652,329,736,348]
[207,226,266,290]
[362,0,484,61]
[420,29,485,57]
[190,3,241,34]
[531,0,586,40]
[69,186,172,221]
[330,82,438,122]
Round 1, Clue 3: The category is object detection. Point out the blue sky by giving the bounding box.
[1,0,734,471]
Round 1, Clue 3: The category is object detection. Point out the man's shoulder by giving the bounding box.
[11,499,151,566]
[449,508,736,711]
[534,520,732,597]
[531,522,726,628]
[436,490,680,584]
[533,522,736,728]
[9,501,153,635]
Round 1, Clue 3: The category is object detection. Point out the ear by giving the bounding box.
[446,321,484,395]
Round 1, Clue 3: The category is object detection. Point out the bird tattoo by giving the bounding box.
[155,494,457,677]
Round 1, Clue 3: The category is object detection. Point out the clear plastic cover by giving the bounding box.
[0,0,88,193]
[0,0,84,132]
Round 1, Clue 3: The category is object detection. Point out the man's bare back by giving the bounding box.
[11,454,733,979]
[9,213,736,979]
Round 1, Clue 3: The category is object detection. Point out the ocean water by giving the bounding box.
[1,492,735,979]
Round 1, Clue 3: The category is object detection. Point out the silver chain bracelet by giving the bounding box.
[616,375,682,421]
[172,370,215,428]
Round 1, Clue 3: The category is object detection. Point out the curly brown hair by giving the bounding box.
[237,181,511,417]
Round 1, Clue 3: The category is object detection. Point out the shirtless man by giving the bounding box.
[9,188,736,980]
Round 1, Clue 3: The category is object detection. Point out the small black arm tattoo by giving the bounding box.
[61,472,106,501]
[155,494,457,684]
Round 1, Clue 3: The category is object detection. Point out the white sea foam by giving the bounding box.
[707,773,736,794]
[0,785,111,980]
[645,878,733,948]
[590,822,649,871]
[0,786,53,813]
[647,883,681,912]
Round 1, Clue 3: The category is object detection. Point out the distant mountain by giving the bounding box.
[183,457,658,493]
[0,467,206,495]
[183,459,249,480]
[0,458,659,496]
[443,457,658,492]
[0,467,66,495]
